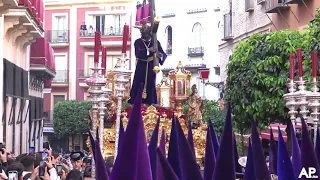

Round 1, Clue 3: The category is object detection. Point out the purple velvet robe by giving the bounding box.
[128,38,167,105]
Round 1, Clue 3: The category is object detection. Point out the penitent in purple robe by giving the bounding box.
[128,38,167,105]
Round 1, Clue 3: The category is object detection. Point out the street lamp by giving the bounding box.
[198,65,224,89]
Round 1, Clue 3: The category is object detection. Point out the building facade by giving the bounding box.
[266,0,320,31]
[131,0,222,100]
[219,0,272,81]
[43,0,132,151]
[0,0,56,154]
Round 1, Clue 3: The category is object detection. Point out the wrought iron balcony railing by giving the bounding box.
[80,28,123,37]
[223,13,234,40]
[188,47,204,57]
[265,0,289,13]
[46,30,69,43]
[78,69,92,78]
[52,70,69,83]
[245,0,254,12]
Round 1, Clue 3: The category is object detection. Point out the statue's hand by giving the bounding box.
[148,47,157,53]
[156,52,163,58]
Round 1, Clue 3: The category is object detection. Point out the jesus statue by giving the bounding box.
[128,23,167,105]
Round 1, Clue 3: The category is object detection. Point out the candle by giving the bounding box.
[122,24,129,54]
[296,48,303,77]
[289,53,295,80]
[94,31,101,63]
[312,51,318,78]
[102,47,107,75]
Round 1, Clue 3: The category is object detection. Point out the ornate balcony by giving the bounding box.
[188,47,204,57]
[52,70,68,87]
[222,13,234,41]
[80,27,123,37]
[265,0,290,13]
[46,30,69,48]
[79,27,130,48]
[245,0,254,12]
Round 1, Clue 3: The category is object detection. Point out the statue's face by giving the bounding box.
[142,31,151,40]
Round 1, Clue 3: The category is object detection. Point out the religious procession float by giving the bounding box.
[84,0,209,168]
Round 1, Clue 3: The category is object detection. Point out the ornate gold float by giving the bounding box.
[87,61,207,168]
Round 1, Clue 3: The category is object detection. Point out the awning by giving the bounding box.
[30,38,56,79]
[18,0,44,28]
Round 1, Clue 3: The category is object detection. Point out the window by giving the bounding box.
[192,22,203,47]
[56,16,66,31]
[52,15,67,42]
[86,55,102,70]
[90,14,126,36]
[165,26,172,54]
[53,95,65,107]
[53,55,68,82]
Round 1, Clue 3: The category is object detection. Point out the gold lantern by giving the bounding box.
[156,75,171,108]
[168,61,191,117]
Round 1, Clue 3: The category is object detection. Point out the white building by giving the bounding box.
[131,0,222,100]
[218,0,272,81]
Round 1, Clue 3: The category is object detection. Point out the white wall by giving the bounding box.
[131,0,221,100]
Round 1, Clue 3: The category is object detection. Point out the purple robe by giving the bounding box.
[128,38,167,105]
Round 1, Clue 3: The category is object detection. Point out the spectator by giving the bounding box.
[20,154,35,177]
[83,166,91,180]
[80,22,87,36]
[66,170,82,180]
[88,26,93,36]
[5,162,24,180]
[70,152,84,171]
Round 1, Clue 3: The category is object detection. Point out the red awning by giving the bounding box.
[30,38,48,65]
[30,38,55,70]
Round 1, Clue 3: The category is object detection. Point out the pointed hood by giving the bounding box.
[290,123,301,178]
[209,120,220,156]
[204,125,216,180]
[168,116,182,179]
[94,130,110,178]
[110,84,152,180]
[148,116,161,180]
[244,138,257,180]
[269,128,278,175]
[159,128,166,155]
[277,127,296,180]
[233,134,242,173]
[301,118,320,178]
[250,117,270,180]
[176,118,203,180]
[156,148,179,180]
[187,120,196,158]
[212,102,235,180]
[315,129,320,168]
[118,117,125,151]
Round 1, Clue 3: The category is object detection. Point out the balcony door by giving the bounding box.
[94,15,105,35]
[54,16,67,42]
[53,55,68,82]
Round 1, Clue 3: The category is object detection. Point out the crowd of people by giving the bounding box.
[0,145,96,180]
